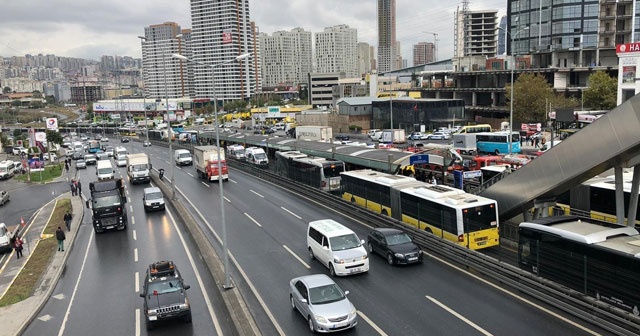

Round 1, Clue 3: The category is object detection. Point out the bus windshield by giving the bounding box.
[323,163,344,178]
[463,204,498,231]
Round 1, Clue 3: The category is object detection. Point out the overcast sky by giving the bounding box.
[0,0,505,64]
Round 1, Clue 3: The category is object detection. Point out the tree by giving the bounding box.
[2,87,11,94]
[46,130,63,146]
[583,71,617,110]
[507,73,554,123]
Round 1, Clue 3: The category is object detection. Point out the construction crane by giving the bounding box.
[423,31,439,62]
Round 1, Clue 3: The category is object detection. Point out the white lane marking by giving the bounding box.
[129,205,133,212]
[426,253,603,335]
[224,196,230,203]
[165,209,223,335]
[134,248,138,263]
[38,314,53,322]
[281,207,301,219]
[282,245,310,269]
[426,296,492,335]
[135,272,139,293]
[176,166,182,170]
[132,230,137,241]
[187,172,194,177]
[135,309,141,336]
[131,216,135,225]
[58,230,95,336]
[244,213,262,227]
[229,179,237,184]
[180,193,286,335]
[250,190,264,198]
[201,182,210,187]
[357,310,389,336]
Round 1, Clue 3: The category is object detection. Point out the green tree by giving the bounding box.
[507,73,554,123]
[2,87,11,94]
[583,71,617,110]
[46,130,63,146]
[13,129,23,138]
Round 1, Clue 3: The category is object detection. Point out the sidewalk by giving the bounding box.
[0,192,85,336]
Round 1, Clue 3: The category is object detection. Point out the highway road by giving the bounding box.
[11,136,615,335]
[135,139,612,336]
[21,149,236,336]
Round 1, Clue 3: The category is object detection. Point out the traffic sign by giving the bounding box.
[463,170,482,179]
[410,154,429,165]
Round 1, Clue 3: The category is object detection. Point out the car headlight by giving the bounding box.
[333,258,345,264]
[315,315,329,324]
[394,253,405,258]
[349,307,357,319]
[179,299,190,310]
[147,309,157,316]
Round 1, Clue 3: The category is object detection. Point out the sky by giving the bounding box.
[0,0,505,64]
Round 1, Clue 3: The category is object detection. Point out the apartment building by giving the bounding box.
[259,28,312,87]
[315,25,358,78]
[140,22,184,99]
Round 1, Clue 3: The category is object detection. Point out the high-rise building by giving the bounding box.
[413,42,435,66]
[377,0,396,73]
[357,42,373,76]
[454,5,499,58]
[189,0,260,101]
[315,25,358,78]
[140,22,184,99]
[497,16,507,55]
[260,28,312,87]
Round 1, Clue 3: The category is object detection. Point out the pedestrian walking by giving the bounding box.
[56,227,66,252]
[65,162,69,173]
[70,180,77,196]
[14,236,24,259]
[77,180,82,197]
[64,211,72,231]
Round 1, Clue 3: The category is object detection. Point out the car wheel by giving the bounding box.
[308,316,316,333]
[308,247,315,260]
[183,311,192,323]
[387,253,395,265]
[290,295,296,310]
[146,320,154,331]
[329,264,336,277]
[367,242,374,254]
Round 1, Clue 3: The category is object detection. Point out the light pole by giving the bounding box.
[500,26,529,155]
[137,36,150,143]
[172,52,251,289]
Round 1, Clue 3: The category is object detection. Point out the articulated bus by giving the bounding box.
[476,131,521,155]
[518,216,640,315]
[341,170,500,249]
[556,170,640,226]
[118,127,138,136]
[275,151,345,192]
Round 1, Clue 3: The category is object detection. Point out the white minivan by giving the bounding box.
[96,160,115,180]
[307,219,369,277]
[0,223,13,253]
[174,149,192,166]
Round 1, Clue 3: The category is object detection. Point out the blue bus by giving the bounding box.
[476,131,521,155]
[88,140,101,153]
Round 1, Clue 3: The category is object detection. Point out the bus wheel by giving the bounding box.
[494,149,500,155]
[424,227,433,234]
[381,209,389,216]
[350,197,355,203]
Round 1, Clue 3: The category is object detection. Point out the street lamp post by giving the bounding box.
[172,52,251,289]
[500,26,529,155]
[137,36,150,143]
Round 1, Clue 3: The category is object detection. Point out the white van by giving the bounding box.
[0,161,16,180]
[115,146,128,158]
[0,223,13,253]
[245,147,269,167]
[96,160,115,180]
[307,219,369,276]
[174,149,193,166]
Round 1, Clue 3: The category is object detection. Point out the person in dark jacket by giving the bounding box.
[56,227,66,252]
[64,211,72,231]
[14,237,24,259]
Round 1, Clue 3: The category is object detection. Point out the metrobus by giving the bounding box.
[118,127,138,136]
[88,140,101,153]
[555,170,640,225]
[171,123,185,133]
[476,131,521,155]
[455,124,492,134]
[518,216,640,315]
[275,151,345,192]
[341,169,500,249]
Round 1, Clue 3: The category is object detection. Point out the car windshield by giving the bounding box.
[98,168,112,175]
[146,192,163,200]
[93,195,121,208]
[179,153,191,158]
[132,164,148,171]
[148,280,183,295]
[77,160,85,164]
[330,234,361,251]
[254,152,267,160]
[386,233,412,246]
[85,156,95,160]
[308,284,345,304]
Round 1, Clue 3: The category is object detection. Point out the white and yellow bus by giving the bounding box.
[455,124,492,134]
[341,169,500,250]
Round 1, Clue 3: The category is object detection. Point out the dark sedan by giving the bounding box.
[335,134,350,141]
[367,228,423,265]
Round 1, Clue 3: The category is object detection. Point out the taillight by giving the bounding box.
[458,234,464,242]
[117,207,121,211]
[321,181,326,188]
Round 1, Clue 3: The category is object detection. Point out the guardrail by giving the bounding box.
[146,138,640,335]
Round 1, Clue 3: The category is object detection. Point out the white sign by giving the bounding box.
[46,118,58,130]
[463,170,482,179]
[35,132,47,142]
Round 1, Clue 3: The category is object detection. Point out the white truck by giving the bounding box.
[380,129,406,143]
[453,133,477,155]
[295,126,333,142]
[193,146,228,181]
[126,153,151,184]
[174,149,193,166]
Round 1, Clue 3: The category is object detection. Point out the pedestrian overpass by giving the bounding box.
[479,94,640,221]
